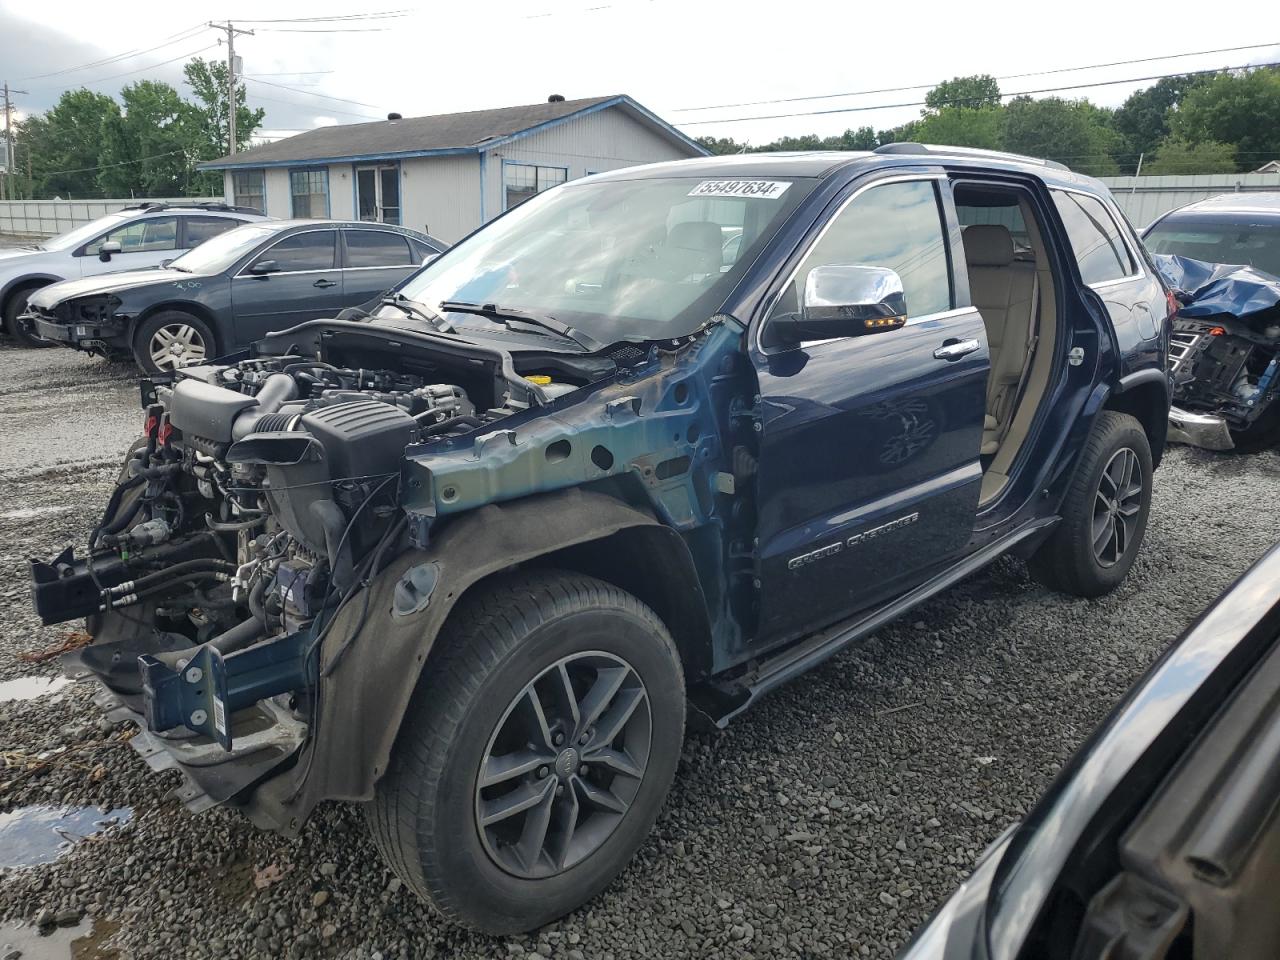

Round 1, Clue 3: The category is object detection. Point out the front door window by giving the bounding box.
[357,165,401,225]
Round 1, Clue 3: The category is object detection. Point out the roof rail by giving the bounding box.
[874,142,1070,172]
[118,201,263,215]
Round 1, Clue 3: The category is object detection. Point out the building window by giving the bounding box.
[504,163,567,210]
[232,170,266,213]
[290,168,329,219]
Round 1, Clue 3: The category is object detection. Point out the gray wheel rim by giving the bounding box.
[149,323,206,370]
[475,650,652,879]
[1093,446,1143,567]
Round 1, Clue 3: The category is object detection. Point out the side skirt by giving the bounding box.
[692,516,1059,728]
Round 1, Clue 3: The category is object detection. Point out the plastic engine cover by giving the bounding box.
[299,399,416,483]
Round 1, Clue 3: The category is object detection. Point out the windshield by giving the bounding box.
[42,212,133,252]
[393,175,816,344]
[1145,219,1280,279]
[168,223,279,273]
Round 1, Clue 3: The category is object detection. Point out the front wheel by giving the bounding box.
[132,310,214,374]
[366,570,685,934]
[1029,410,1153,597]
[4,284,53,347]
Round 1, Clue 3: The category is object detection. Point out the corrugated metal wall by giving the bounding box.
[1099,173,1280,228]
[0,197,221,236]
[402,155,480,241]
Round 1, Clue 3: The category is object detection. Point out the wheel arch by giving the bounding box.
[260,487,713,828]
[1,274,61,327]
[1106,369,1172,468]
[134,301,223,355]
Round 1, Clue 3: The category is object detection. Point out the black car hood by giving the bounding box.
[27,268,206,308]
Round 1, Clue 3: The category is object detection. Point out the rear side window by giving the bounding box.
[771,179,952,320]
[1052,191,1136,285]
[346,230,413,267]
[185,217,242,247]
[250,231,336,272]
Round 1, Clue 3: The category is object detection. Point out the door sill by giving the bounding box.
[692,516,1059,728]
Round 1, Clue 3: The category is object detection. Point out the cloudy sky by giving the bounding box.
[2,0,1277,148]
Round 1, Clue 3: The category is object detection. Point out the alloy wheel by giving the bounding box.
[1092,446,1143,567]
[475,651,652,879]
[149,323,207,370]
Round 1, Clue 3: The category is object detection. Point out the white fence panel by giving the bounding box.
[0,197,221,236]
[1099,174,1280,228]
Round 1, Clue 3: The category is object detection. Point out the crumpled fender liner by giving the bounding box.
[251,486,685,833]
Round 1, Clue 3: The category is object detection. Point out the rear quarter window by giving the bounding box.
[1051,190,1136,285]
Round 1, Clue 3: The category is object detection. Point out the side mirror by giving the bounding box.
[99,240,122,262]
[770,265,908,344]
[249,259,280,276]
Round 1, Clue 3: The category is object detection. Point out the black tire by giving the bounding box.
[366,569,685,934]
[1029,410,1153,598]
[3,283,53,347]
[132,310,215,374]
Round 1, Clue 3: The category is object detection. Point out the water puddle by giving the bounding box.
[0,504,71,521]
[0,918,119,960]
[0,806,132,869]
[0,675,71,703]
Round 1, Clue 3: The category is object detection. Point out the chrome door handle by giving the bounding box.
[314,278,337,288]
[933,338,980,361]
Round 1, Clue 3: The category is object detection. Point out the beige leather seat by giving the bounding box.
[963,225,1038,456]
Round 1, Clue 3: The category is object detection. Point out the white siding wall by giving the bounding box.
[264,169,292,219]
[482,106,698,222]
[401,155,481,242]
[328,164,356,220]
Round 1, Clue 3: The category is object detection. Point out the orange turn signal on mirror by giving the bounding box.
[864,316,906,330]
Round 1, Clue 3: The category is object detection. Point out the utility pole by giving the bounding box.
[2,83,28,201]
[209,22,254,155]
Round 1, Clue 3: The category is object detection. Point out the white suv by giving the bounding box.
[1,203,269,346]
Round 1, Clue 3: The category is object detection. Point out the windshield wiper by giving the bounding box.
[379,293,455,333]
[439,300,602,352]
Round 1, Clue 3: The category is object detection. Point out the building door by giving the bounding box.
[356,165,401,225]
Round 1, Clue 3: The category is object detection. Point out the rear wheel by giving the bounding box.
[366,570,685,934]
[132,310,214,374]
[1029,411,1153,597]
[4,283,53,347]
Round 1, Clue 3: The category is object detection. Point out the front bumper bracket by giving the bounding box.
[1167,406,1234,451]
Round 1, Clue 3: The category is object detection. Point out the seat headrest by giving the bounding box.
[963,224,1015,267]
[668,220,723,254]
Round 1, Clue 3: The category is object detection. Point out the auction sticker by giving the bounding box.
[688,179,791,199]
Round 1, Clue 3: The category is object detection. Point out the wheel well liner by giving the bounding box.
[252,486,712,830]
[1107,370,1171,468]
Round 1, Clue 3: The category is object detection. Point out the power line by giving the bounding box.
[242,76,379,109]
[247,92,382,121]
[679,61,1280,126]
[673,40,1280,113]
[18,24,207,82]
[37,148,188,177]
[230,10,409,23]
[253,26,392,33]
[72,44,221,86]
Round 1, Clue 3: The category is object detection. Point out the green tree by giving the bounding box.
[19,89,120,198]
[695,135,747,155]
[1113,73,1210,168]
[924,75,1001,112]
[182,57,265,193]
[1172,67,1280,170]
[910,106,1005,149]
[1143,136,1237,175]
[1002,96,1122,175]
[97,81,193,196]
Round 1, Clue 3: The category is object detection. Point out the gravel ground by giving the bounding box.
[0,339,1277,960]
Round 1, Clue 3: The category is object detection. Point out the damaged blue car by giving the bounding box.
[30,146,1173,933]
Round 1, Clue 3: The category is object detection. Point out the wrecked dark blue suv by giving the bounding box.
[32,145,1173,934]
